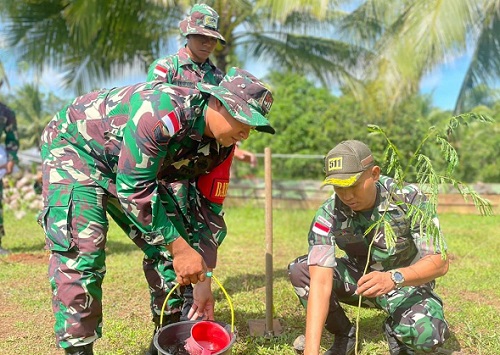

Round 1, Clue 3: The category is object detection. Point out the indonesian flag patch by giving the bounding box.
[153,65,168,78]
[161,111,180,136]
[312,215,331,236]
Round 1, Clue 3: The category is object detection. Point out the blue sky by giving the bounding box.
[420,55,471,110]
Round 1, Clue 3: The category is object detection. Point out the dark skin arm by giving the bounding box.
[168,237,208,285]
[356,254,449,297]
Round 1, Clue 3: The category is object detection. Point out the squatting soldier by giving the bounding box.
[288,140,449,355]
[39,67,274,355]
[0,79,19,255]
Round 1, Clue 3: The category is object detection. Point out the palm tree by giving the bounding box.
[0,0,186,93]
[2,0,498,114]
[0,0,367,95]
[9,83,60,149]
[0,62,7,86]
[344,0,500,114]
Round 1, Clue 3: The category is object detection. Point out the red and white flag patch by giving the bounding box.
[153,65,168,78]
[161,111,180,136]
[312,215,331,236]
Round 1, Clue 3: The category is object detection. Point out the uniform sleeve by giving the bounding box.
[192,193,227,268]
[191,149,234,267]
[163,177,228,268]
[405,185,447,257]
[5,109,19,163]
[307,198,337,267]
[115,91,182,245]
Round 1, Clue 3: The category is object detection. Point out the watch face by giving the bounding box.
[393,271,404,283]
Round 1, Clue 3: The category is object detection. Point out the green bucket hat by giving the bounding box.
[179,4,226,45]
[322,140,375,187]
[197,67,275,134]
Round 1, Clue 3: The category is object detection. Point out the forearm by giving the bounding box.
[305,266,333,354]
[397,254,449,287]
[305,294,328,354]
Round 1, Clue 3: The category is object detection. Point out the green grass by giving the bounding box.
[0,207,499,354]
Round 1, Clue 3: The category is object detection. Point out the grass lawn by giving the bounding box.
[0,206,499,354]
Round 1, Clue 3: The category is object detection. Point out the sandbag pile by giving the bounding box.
[2,170,43,217]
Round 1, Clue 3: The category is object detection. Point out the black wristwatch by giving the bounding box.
[389,270,405,289]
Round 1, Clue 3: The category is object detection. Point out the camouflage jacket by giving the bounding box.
[147,47,224,87]
[307,175,446,271]
[41,82,233,249]
[0,102,19,163]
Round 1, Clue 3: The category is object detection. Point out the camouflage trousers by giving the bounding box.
[288,255,450,352]
[39,183,203,349]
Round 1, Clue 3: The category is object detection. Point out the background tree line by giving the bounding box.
[1,70,498,184]
[240,71,500,183]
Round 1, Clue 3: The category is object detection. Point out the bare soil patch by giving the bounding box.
[4,252,47,265]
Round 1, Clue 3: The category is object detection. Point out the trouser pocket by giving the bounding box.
[40,184,75,252]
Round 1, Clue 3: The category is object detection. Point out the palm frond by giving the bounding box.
[454,0,500,113]
[240,32,369,95]
[3,0,182,92]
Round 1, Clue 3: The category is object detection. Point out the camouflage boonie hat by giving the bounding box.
[322,140,375,187]
[179,4,226,45]
[197,67,275,134]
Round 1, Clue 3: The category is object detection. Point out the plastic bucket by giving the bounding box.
[154,320,235,355]
[185,321,231,354]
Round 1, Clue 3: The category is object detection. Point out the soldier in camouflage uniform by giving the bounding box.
[39,67,274,355]
[148,3,256,171]
[0,80,20,255]
[144,6,256,354]
[288,140,449,355]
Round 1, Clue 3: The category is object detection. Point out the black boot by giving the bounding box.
[383,322,415,355]
[323,324,356,355]
[64,343,94,355]
[145,313,181,355]
[324,307,357,355]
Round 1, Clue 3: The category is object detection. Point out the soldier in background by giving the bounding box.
[0,79,20,255]
[147,3,257,172]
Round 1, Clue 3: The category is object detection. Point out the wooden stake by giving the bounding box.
[264,147,274,337]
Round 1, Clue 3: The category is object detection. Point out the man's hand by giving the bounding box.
[355,271,395,297]
[188,278,215,321]
[168,238,208,285]
[234,147,257,167]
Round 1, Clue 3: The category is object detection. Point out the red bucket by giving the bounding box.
[154,275,235,354]
[154,320,235,355]
[185,321,231,355]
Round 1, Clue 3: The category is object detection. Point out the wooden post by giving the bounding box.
[247,147,282,337]
[264,147,274,337]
